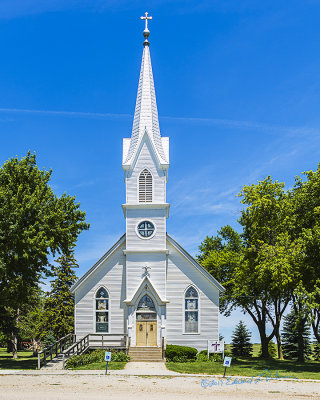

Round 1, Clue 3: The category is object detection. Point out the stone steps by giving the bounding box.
[128,347,163,362]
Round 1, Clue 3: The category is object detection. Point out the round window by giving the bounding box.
[137,220,155,238]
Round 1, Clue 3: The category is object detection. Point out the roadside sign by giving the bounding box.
[105,351,112,362]
[223,356,232,367]
[207,340,224,360]
[223,356,232,378]
[105,351,112,375]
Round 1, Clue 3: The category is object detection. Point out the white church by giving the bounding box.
[71,14,224,354]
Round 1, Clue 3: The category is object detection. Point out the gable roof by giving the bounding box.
[166,234,225,293]
[71,233,225,294]
[70,234,126,293]
[123,276,169,305]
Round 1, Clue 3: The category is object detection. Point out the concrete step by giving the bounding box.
[128,347,163,362]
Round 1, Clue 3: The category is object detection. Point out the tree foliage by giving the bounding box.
[282,308,312,361]
[43,250,78,338]
[231,321,253,358]
[0,152,89,357]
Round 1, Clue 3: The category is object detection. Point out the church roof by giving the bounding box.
[123,23,168,167]
[71,233,225,293]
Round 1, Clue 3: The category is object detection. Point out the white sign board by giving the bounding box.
[223,356,232,367]
[105,351,112,362]
[207,340,224,354]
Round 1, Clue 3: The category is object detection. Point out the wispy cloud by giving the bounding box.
[0,107,319,137]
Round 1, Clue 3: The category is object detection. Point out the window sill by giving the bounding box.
[182,333,201,335]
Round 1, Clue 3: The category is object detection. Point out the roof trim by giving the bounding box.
[123,276,169,305]
[71,234,126,293]
[166,233,225,293]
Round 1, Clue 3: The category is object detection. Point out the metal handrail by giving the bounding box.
[37,333,76,369]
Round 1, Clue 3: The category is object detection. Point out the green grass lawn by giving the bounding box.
[166,358,320,380]
[0,347,38,370]
[69,361,127,370]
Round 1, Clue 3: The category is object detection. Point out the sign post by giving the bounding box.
[223,356,232,378]
[105,351,112,375]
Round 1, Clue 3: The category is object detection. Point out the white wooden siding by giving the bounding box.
[74,244,126,339]
[165,241,220,351]
[126,252,166,299]
[126,139,166,204]
[126,208,166,250]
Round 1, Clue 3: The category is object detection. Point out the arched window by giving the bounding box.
[139,169,152,202]
[136,294,157,321]
[184,286,199,333]
[95,287,109,333]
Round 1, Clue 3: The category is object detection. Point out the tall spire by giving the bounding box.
[124,13,167,166]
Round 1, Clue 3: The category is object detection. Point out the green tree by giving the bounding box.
[18,287,46,356]
[282,308,312,361]
[231,321,253,358]
[0,152,89,358]
[290,164,320,346]
[198,178,294,359]
[43,250,78,338]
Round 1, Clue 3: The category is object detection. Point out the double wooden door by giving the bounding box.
[136,321,157,346]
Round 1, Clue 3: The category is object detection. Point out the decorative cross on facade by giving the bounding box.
[142,265,151,276]
[140,12,152,31]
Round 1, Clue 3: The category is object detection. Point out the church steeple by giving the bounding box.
[123,13,168,168]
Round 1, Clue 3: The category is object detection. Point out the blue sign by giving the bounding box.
[223,356,232,367]
[105,351,112,362]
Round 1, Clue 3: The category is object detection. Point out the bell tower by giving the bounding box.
[122,13,169,301]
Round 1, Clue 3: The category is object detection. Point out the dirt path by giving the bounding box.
[0,374,320,400]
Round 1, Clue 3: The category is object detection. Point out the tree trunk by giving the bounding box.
[297,319,305,363]
[11,330,18,359]
[275,329,284,360]
[32,339,38,357]
[258,328,270,359]
[11,308,20,359]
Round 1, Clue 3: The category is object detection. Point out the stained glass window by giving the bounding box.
[95,287,109,333]
[185,286,199,333]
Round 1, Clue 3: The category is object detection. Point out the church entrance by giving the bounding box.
[136,321,157,346]
[135,294,158,346]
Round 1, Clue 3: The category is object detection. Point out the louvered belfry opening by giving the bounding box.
[139,169,152,202]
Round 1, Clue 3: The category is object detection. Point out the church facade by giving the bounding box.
[71,16,224,351]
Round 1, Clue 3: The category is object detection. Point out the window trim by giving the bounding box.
[183,285,200,335]
[138,168,153,203]
[135,219,157,240]
[93,286,110,334]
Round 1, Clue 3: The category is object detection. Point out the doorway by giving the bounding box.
[135,294,158,346]
[136,321,157,346]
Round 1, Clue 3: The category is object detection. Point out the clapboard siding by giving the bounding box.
[74,244,126,339]
[165,242,220,351]
[126,140,166,204]
[126,208,166,250]
[126,252,166,299]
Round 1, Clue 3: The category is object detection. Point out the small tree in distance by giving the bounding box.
[231,321,253,358]
[282,309,312,361]
[43,250,78,339]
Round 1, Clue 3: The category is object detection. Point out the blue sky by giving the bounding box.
[1,0,320,342]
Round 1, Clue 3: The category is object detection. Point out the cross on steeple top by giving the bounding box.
[140,12,152,46]
[140,12,152,31]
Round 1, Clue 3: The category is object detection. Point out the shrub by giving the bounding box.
[66,349,130,368]
[197,350,223,362]
[165,344,197,362]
